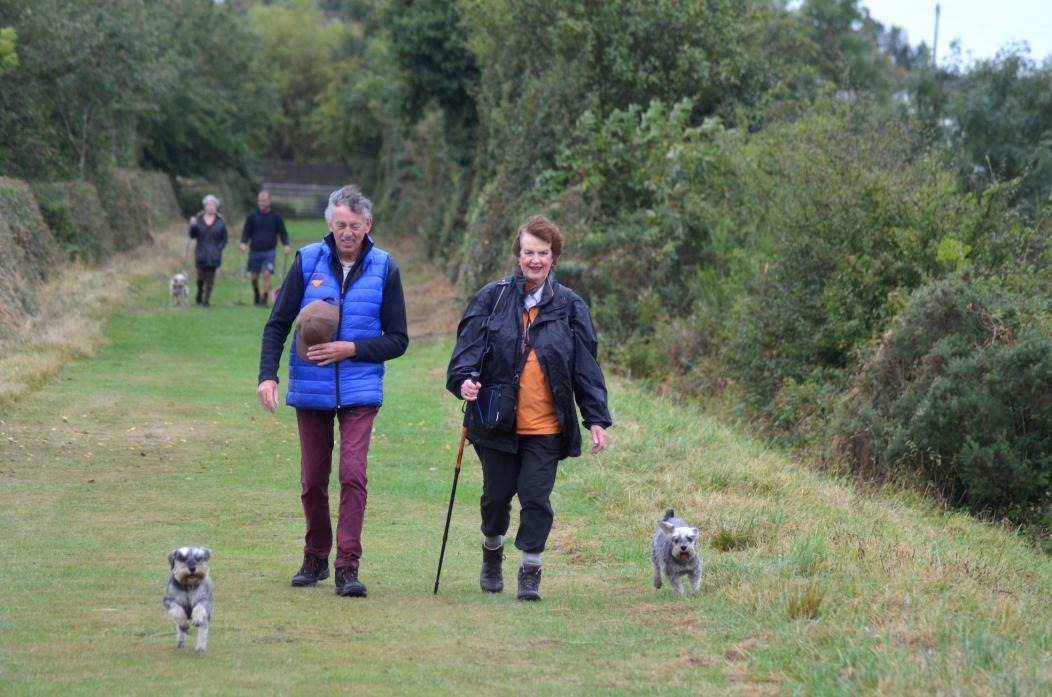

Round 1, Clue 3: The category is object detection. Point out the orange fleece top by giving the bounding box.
[516,305,562,435]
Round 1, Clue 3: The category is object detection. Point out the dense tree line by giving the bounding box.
[3,0,1052,532]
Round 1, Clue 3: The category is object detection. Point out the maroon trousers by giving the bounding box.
[296,406,378,570]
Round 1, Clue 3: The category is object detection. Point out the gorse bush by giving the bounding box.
[835,276,1052,514]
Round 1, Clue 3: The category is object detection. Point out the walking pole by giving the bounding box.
[434,425,468,595]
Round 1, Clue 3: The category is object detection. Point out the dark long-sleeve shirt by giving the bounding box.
[241,209,290,251]
[258,233,409,384]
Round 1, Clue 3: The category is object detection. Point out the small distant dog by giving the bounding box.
[651,508,702,595]
[169,273,189,307]
[162,546,213,652]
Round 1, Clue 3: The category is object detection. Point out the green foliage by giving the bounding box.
[0,26,17,76]
[0,0,275,181]
[386,0,478,165]
[453,0,792,292]
[0,0,169,177]
[140,0,276,178]
[909,47,1052,211]
[836,276,1052,515]
[724,106,964,437]
[247,0,353,162]
[798,0,899,96]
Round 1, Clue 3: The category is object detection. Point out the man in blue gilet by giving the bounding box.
[256,185,409,598]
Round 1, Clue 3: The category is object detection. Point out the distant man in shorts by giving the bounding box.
[240,190,291,307]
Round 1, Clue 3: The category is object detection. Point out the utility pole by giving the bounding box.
[933,2,941,65]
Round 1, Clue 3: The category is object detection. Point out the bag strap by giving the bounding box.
[480,277,512,370]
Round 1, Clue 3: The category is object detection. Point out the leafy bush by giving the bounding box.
[0,177,59,282]
[95,169,181,251]
[835,276,1052,515]
[30,181,109,261]
[0,177,54,332]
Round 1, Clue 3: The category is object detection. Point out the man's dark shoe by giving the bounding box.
[480,544,504,593]
[335,566,367,597]
[291,552,330,587]
[253,289,261,305]
[517,563,542,601]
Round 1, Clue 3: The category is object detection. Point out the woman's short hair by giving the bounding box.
[513,215,564,261]
[202,194,220,208]
[325,185,373,224]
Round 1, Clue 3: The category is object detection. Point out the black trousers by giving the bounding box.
[475,434,562,555]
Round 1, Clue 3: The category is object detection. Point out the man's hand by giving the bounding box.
[283,245,291,254]
[239,242,247,253]
[257,380,280,413]
[306,341,357,366]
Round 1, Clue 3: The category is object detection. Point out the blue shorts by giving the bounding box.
[247,249,276,273]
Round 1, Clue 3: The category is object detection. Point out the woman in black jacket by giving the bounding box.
[447,215,612,601]
[187,194,228,307]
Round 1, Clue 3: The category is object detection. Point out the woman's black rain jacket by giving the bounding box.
[446,269,612,458]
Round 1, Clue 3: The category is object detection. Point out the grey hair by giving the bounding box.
[324,185,373,224]
[202,194,220,208]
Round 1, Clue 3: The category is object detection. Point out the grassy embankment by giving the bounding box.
[1,219,1051,695]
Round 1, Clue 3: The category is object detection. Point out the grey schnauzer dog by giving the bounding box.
[651,508,702,595]
[170,272,189,307]
[162,546,213,652]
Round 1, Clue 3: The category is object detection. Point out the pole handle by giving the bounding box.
[454,427,467,470]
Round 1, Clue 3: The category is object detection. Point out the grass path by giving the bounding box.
[2,220,1052,696]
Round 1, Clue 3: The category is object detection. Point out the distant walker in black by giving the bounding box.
[240,190,291,307]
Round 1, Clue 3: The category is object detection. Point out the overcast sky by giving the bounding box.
[861,0,1052,64]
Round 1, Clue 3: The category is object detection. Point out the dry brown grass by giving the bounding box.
[0,229,185,405]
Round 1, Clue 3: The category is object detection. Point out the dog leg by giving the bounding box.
[191,605,209,652]
[688,571,701,595]
[168,605,189,648]
[668,574,685,596]
[652,555,662,589]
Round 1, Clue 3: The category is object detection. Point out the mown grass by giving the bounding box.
[1,220,1051,695]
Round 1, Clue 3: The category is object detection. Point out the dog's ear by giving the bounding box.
[200,548,211,561]
[691,527,699,539]
[168,550,176,569]
[660,521,675,534]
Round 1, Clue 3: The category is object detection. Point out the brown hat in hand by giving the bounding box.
[295,299,339,362]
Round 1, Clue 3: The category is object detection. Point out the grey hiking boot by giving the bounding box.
[480,544,505,593]
[517,563,542,601]
[291,552,330,587]
[334,566,367,597]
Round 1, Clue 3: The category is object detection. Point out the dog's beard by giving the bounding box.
[672,548,695,562]
[173,568,207,586]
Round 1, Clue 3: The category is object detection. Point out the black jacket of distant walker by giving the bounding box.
[188,215,228,268]
[257,232,409,386]
[240,208,290,252]
[446,268,612,459]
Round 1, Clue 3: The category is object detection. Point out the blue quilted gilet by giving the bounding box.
[285,240,390,409]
